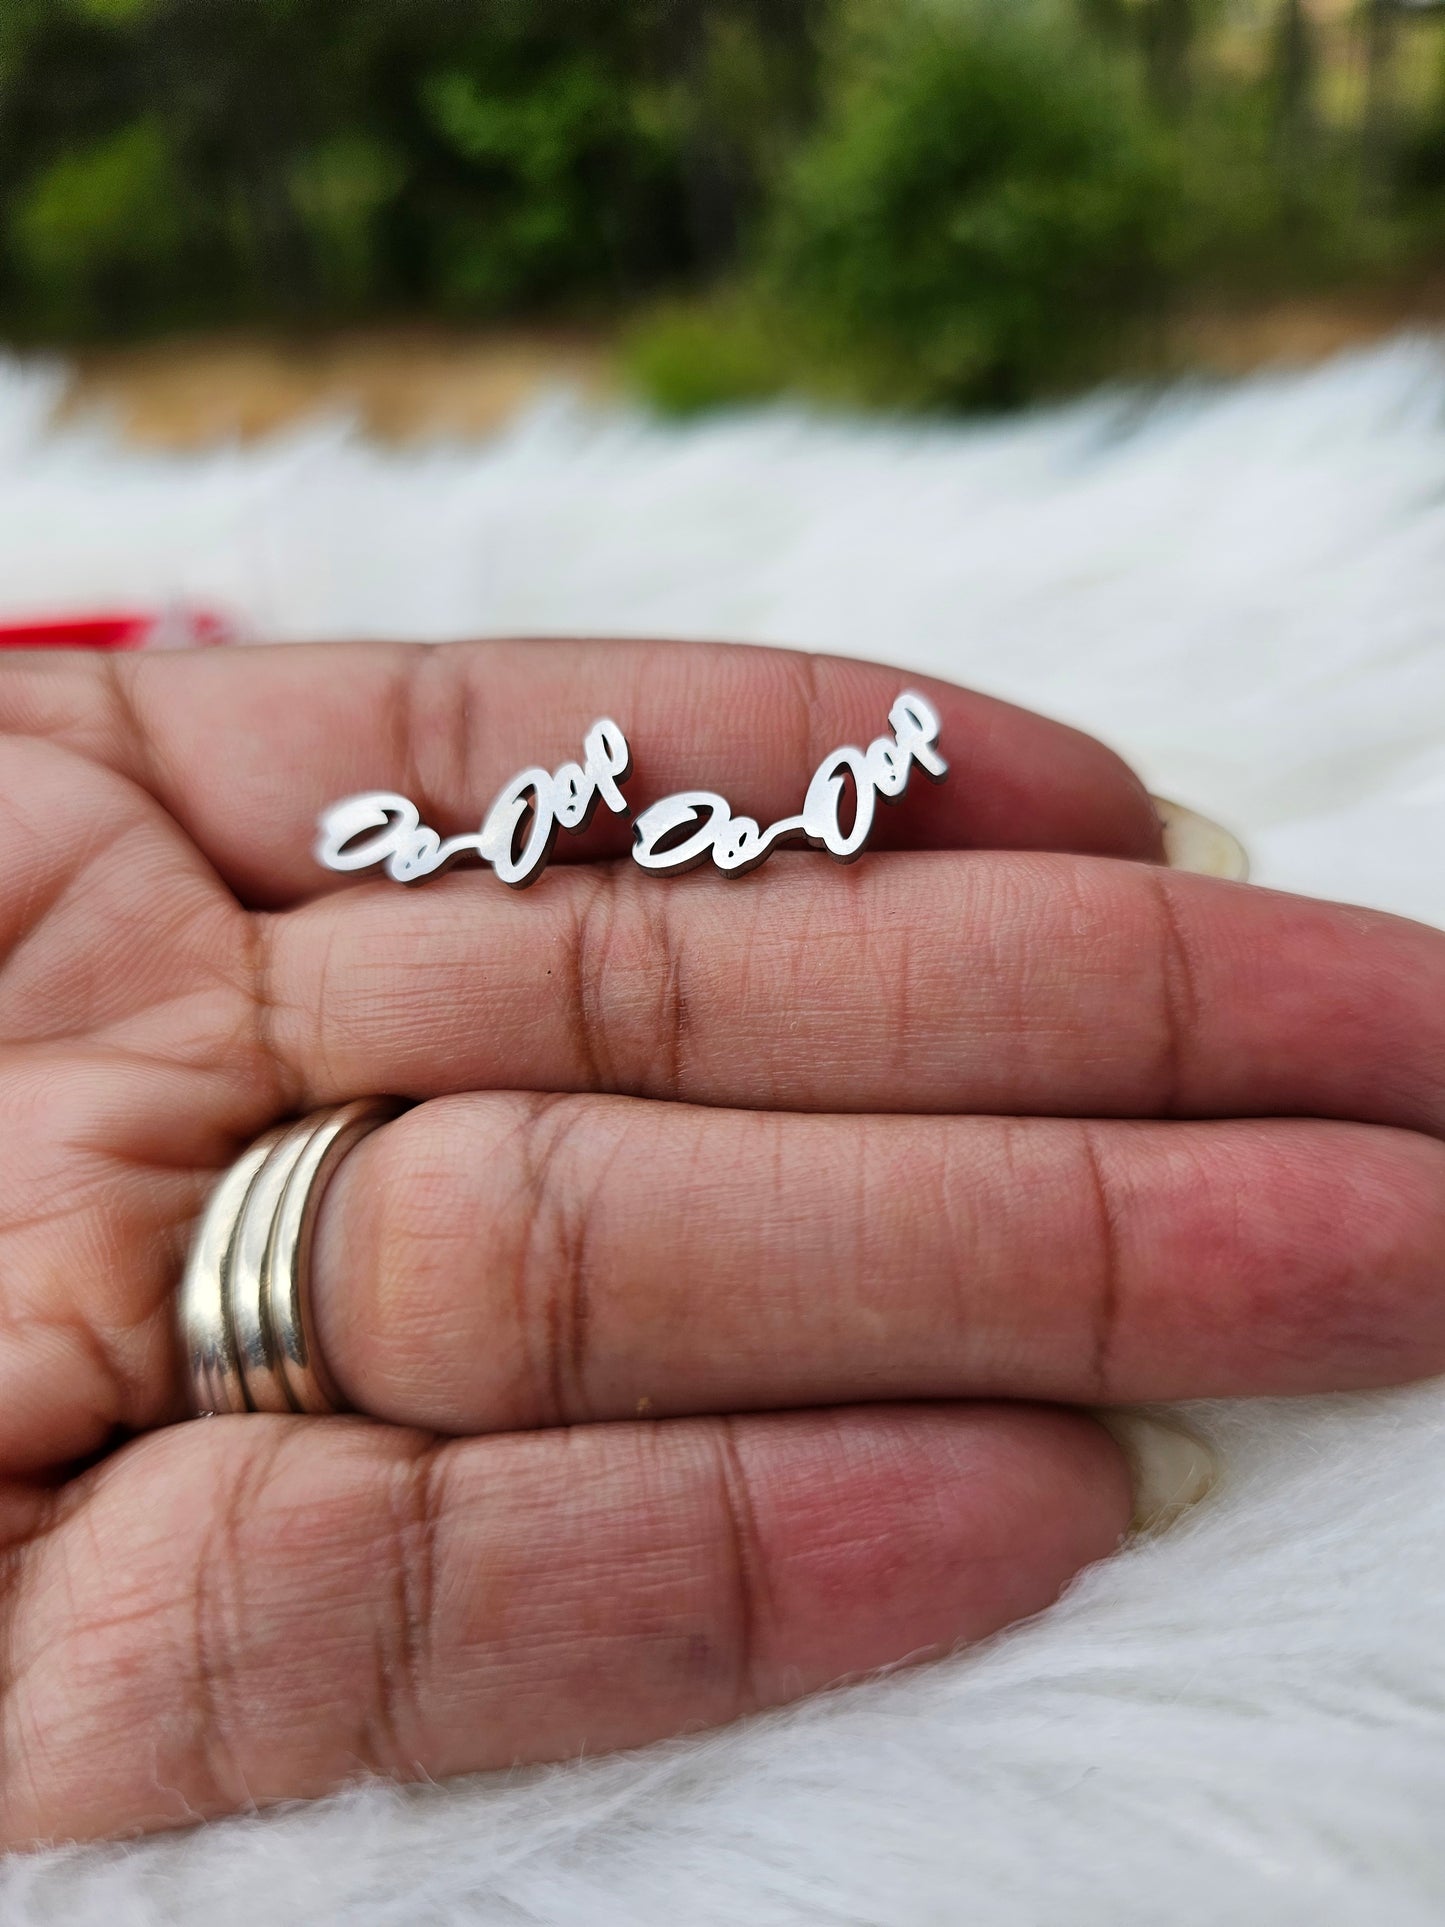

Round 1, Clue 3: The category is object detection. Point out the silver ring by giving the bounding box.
[177,1098,403,1417]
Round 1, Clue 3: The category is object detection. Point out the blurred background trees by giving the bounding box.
[0,0,1442,411]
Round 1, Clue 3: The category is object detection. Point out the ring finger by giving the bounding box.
[308,1095,1445,1431]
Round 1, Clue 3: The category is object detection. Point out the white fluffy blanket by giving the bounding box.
[2,341,1444,1924]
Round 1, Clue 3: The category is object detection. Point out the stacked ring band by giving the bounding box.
[178,1097,403,1417]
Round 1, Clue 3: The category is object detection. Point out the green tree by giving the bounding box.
[758,1,1186,407]
[11,118,185,331]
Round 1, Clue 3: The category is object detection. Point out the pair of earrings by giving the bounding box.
[316,690,946,891]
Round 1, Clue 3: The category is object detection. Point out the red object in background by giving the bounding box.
[0,607,236,651]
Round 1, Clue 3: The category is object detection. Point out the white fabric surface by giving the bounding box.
[1,338,1444,1923]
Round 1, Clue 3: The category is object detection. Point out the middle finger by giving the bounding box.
[260,852,1445,1137]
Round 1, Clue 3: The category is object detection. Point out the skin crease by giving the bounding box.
[0,637,1440,1847]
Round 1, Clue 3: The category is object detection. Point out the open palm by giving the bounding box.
[1,638,1442,1847]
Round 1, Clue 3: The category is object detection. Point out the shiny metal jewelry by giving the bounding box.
[314,688,947,890]
[178,1098,402,1417]
[631,691,947,879]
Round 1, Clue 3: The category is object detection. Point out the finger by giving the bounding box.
[308,1097,1445,1429]
[0,1403,1129,1845]
[261,853,1445,1139]
[0,640,1164,905]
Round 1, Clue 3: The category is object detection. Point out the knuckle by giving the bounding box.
[707,1420,770,1720]
[393,643,472,827]
[1145,868,1201,1117]
[569,868,690,1100]
[568,867,621,1089]
[1075,1123,1126,1402]
[638,886,691,1100]
[778,649,825,782]
[511,1096,602,1427]
[355,1441,449,1777]
[180,1439,285,1811]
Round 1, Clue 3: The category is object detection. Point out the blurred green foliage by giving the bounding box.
[0,0,826,334]
[11,117,185,323]
[0,0,1442,409]
[631,0,1435,412]
[759,3,1187,407]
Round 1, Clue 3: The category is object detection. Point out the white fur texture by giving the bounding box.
[2,341,1444,1923]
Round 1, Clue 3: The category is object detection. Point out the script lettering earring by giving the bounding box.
[316,718,632,889]
[630,692,947,877]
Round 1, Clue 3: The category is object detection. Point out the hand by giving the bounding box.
[0,639,1441,1847]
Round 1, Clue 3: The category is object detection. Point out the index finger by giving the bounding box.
[0,638,1164,906]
